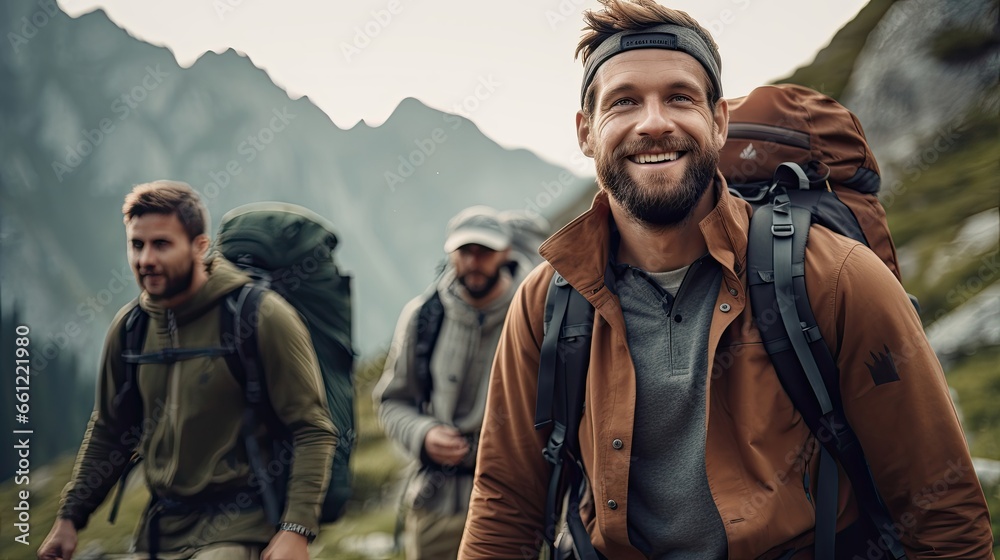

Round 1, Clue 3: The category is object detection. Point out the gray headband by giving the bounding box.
[580,23,722,107]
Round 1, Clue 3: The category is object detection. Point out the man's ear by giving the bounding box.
[193,234,211,258]
[712,97,730,148]
[576,111,594,158]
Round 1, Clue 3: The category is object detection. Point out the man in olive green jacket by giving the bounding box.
[38,180,336,560]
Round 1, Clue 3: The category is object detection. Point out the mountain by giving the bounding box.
[0,3,593,367]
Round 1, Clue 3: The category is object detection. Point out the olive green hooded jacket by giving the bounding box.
[57,255,336,548]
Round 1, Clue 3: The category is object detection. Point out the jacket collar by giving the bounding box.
[539,172,751,297]
[139,253,250,327]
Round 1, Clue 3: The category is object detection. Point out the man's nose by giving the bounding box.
[634,100,677,138]
[461,252,481,268]
[135,246,155,269]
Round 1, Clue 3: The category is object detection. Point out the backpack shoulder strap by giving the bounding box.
[413,291,445,410]
[219,282,284,526]
[108,301,149,525]
[536,272,599,560]
[747,190,905,560]
[219,283,268,403]
[118,300,149,412]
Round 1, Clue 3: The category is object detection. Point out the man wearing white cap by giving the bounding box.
[374,205,527,559]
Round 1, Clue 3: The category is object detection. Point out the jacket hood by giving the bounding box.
[139,252,250,326]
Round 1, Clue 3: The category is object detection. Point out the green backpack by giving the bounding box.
[214,201,355,524]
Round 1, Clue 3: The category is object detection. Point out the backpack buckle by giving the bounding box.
[543,423,566,465]
[771,223,794,237]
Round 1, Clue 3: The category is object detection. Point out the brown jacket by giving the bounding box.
[460,184,993,559]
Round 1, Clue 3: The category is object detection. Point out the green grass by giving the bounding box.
[946,346,1000,461]
[983,480,1000,557]
[945,345,1000,555]
[312,507,403,560]
[0,454,147,558]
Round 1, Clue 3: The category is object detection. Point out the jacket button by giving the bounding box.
[612,439,623,450]
[607,499,618,510]
[720,303,732,313]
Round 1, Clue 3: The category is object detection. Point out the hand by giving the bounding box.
[423,425,470,466]
[37,518,78,560]
[262,529,310,560]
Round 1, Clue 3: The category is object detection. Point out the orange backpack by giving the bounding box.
[719,83,902,282]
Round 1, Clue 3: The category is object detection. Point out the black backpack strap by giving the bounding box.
[219,283,266,401]
[748,189,905,560]
[413,291,445,411]
[782,187,921,318]
[108,302,149,524]
[535,274,571,430]
[536,272,599,560]
[122,347,233,364]
[107,453,143,525]
[116,303,149,413]
[218,283,285,526]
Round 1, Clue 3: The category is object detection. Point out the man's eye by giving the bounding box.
[670,95,693,103]
[610,98,637,107]
[131,241,143,249]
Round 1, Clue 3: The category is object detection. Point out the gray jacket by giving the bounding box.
[374,265,524,514]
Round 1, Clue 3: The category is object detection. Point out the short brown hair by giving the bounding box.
[122,180,209,240]
[576,0,722,115]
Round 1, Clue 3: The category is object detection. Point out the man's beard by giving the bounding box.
[139,258,196,301]
[597,136,718,227]
[459,269,503,300]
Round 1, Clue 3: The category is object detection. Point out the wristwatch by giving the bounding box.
[278,522,317,543]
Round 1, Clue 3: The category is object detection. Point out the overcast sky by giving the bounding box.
[58,0,869,174]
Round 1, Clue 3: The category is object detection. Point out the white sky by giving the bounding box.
[58,0,869,175]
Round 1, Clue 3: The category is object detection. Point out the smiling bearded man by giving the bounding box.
[458,1,993,559]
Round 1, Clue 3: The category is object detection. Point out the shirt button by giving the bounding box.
[729,288,738,296]
[607,499,618,510]
[720,303,732,313]
[612,439,623,449]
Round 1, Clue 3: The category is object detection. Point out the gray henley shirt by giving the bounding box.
[610,247,728,559]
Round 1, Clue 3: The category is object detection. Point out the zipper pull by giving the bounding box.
[166,309,178,346]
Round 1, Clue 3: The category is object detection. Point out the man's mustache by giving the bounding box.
[612,137,699,159]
